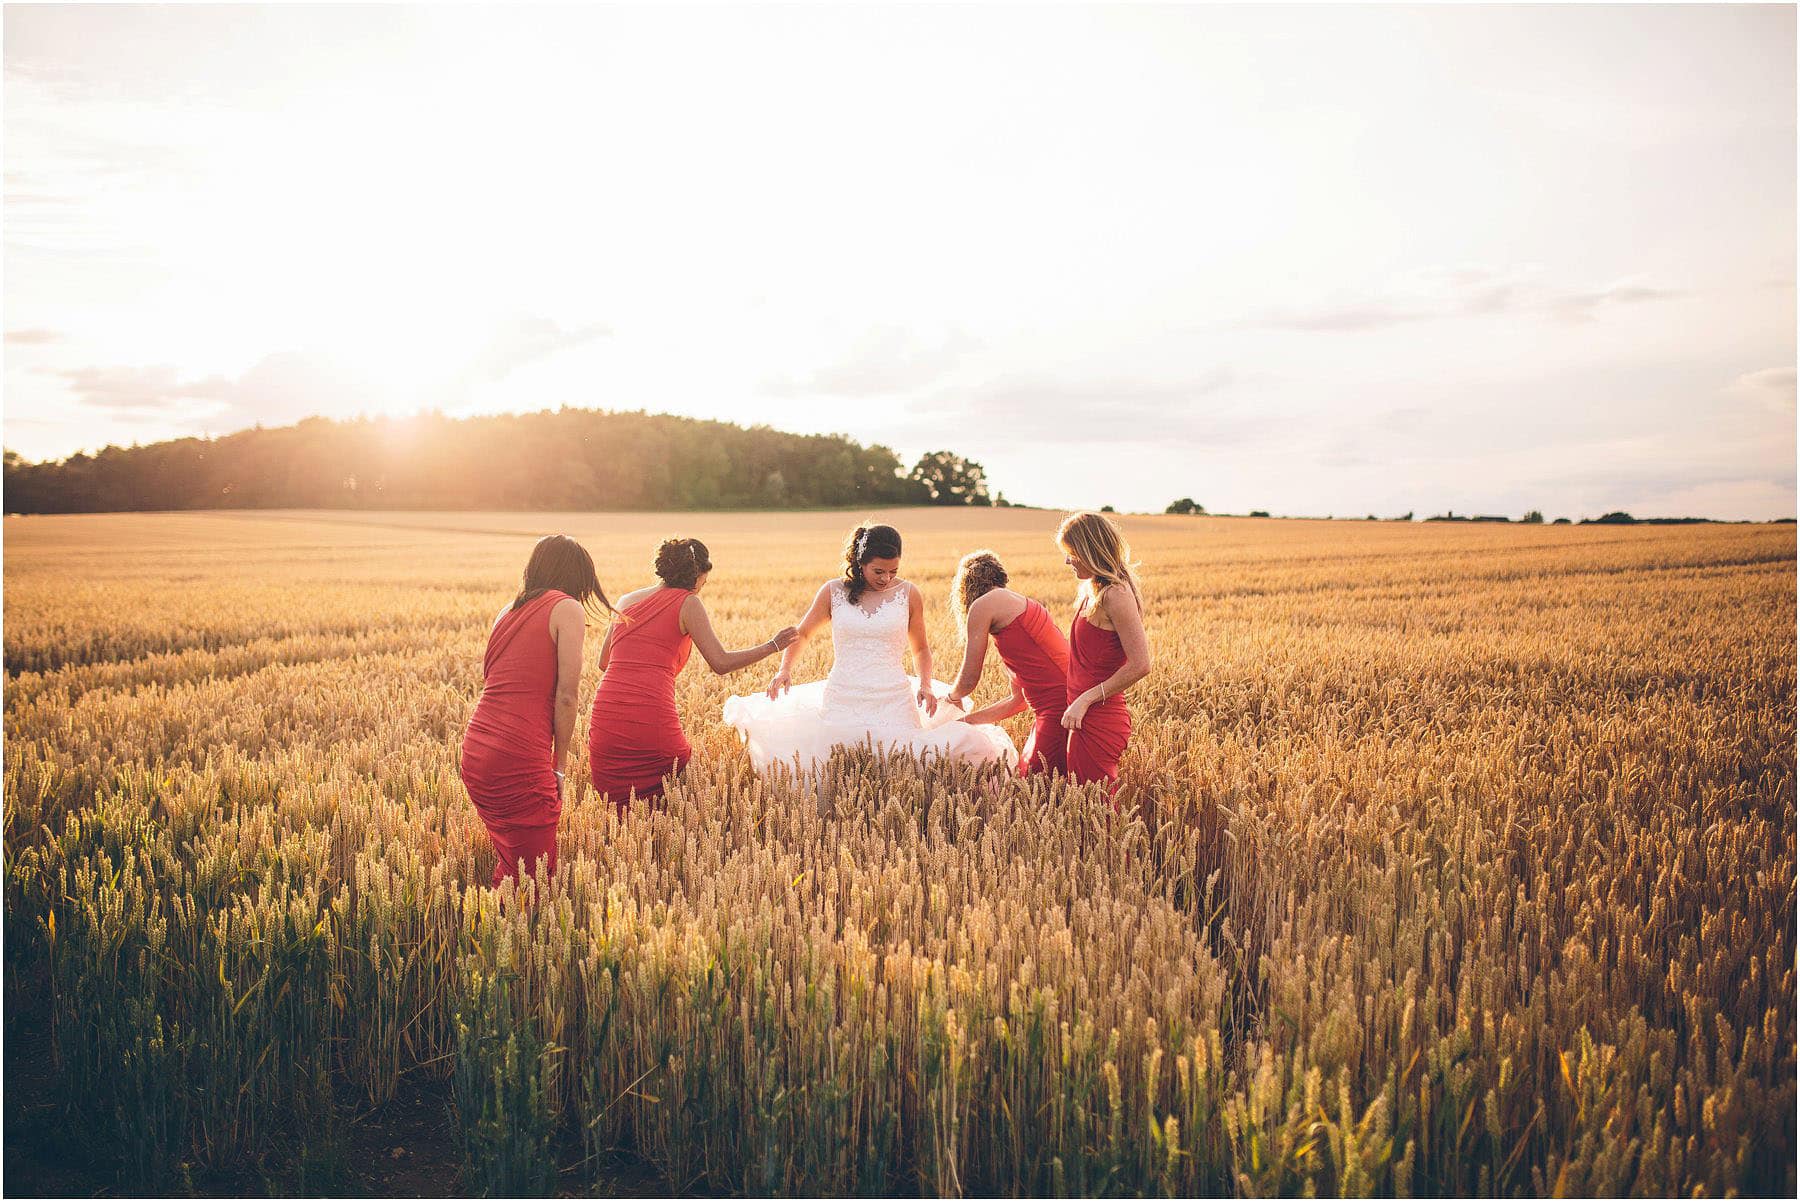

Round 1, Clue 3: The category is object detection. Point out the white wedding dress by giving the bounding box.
[722,580,1017,774]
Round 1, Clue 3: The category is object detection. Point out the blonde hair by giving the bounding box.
[950,549,1009,636]
[1056,511,1141,610]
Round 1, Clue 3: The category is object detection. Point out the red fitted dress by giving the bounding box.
[589,588,694,811]
[1067,595,1132,795]
[991,598,1071,776]
[461,590,568,886]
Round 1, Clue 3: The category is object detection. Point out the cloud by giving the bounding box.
[5,328,61,344]
[1253,266,1684,332]
[765,324,979,397]
[57,352,383,426]
[1726,365,1796,414]
[1545,281,1685,324]
[58,364,211,411]
[48,314,613,432]
[1313,407,1433,467]
[1260,303,1431,333]
[906,369,1283,447]
[461,316,610,384]
[193,352,386,421]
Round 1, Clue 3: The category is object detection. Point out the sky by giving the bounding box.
[4,3,1794,519]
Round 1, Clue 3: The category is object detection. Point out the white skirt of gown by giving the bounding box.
[722,580,1017,774]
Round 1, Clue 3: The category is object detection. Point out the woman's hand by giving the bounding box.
[916,683,939,716]
[770,625,800,651]
[765,669,792,700]
[944,690,969,713]
[1061,688,1099,731]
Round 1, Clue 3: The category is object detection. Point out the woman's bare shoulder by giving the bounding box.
[1096,581,1142,624]
[616,584,661,610]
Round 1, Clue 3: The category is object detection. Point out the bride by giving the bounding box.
[722,523,1017,774]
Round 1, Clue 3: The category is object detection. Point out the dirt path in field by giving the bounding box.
[3,995,673,1198]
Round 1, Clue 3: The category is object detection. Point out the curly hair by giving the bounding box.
[841,523,902,605]
[950,549,1009,633]
[654,537,712,590]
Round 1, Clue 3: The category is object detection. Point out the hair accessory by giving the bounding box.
[855,529,869,559]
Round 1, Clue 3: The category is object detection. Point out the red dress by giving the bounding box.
[1067,596,1132,795]
[589,588,694,811]
[991,598,1070,776]
[461,590,567,886]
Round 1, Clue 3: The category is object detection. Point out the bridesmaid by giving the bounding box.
[943,549,1071,776]
[461,534,613,886]
[1056,512,1151,796]
[589,537,798,811]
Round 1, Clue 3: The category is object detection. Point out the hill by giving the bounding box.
[2,409,988,514]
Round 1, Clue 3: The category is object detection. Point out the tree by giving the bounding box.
[1522,509,1544,524]
[1249,509,1270,518]
[4,411,1004,514]
[908,451,992,506]
[1165,497,1203,515]
[1100,505,1115,513]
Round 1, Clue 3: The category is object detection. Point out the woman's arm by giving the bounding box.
[944,596,995,708]
[963,677,1028,726]
[682,594,798,675]
[767,583,834,698]
[1061,586,1151,731]
[548,598,588,783]
[906,584,938,715]
[594,619,618,674]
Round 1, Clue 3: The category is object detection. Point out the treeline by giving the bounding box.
[1163,499,1779,524]
[2,409,999,514]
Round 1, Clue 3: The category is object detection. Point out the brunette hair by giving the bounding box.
[951,549,1009,634]
[512,534,616,622]
[654,537,711,590]
[1056,511,1142,610]
[841,522,902,605]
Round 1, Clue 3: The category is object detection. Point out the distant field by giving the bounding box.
[4,508,1794,1196]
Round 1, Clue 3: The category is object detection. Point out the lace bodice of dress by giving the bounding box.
[822,580,922,728]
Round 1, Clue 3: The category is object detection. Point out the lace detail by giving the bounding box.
[823,581,922,728]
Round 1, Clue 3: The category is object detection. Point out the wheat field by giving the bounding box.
[3,508,1793,1196]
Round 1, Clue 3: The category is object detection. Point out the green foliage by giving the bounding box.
[451,903,561,1198]
[1,410,939,514]
[1166,498,1204,515]
[908,450,992,506]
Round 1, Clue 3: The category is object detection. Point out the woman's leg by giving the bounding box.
[490,817,559,886]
